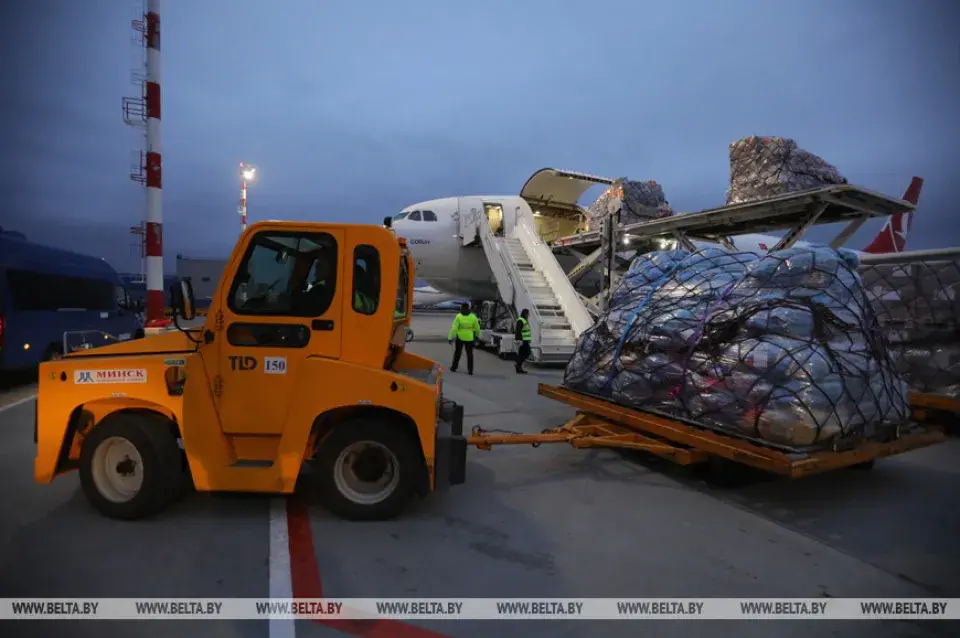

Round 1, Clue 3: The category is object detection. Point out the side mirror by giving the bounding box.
[383,216,393,228]
[169,278,197,321]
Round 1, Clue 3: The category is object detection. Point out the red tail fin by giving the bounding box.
[861,177,923,254]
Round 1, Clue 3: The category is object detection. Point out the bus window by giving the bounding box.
[6,269,115,311]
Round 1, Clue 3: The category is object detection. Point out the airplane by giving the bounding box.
[412,283,465,309]
[390,177,923,303]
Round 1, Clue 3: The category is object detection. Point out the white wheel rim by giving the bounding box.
[333,441,400,505]
[91,437,144,503]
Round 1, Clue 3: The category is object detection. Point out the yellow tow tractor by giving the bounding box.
[34,221,466,520]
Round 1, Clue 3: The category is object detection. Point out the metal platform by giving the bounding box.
[466,384,949,479]
[550,184,915,250]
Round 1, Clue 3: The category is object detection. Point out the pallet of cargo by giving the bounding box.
[466,384,947,481]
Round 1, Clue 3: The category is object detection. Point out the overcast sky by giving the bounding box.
[1,0,958,274]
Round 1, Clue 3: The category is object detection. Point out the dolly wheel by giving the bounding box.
[701,456,758,488]
[314,419,423,521]
[79,414,183,520]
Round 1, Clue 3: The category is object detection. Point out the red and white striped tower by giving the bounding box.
[239,163,255,233]
[240,162,248,232]
[144,0,164,322]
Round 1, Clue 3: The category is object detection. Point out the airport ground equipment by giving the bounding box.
[467,384,947,484]
[34,222,466,521]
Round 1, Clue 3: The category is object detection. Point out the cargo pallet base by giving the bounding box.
[466,384,948,485]
[910,392,960,436]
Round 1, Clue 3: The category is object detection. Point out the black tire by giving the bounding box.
[79,413,183,520]
[313,418,424,521]
[851,460,875,471]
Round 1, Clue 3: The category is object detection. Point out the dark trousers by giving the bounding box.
[516,341,531,370]
[452,338,474,373]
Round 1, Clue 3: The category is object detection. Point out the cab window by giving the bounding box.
[228,231,338,317]
[396,256,410,318]
[422,210,437,221]
[407,211,422,221]
[352,245,380,315]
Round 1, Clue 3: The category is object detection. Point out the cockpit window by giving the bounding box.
[393,212,409,221]
[407,211,422,221]
[422,210,437,221]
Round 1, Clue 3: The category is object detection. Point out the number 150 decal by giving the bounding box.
[264,357,287,374]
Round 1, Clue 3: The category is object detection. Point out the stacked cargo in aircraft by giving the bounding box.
[586,179,674,227]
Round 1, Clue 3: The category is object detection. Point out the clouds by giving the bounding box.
[1,0,958,274]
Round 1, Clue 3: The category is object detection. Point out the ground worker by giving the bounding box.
[353,260,377,314]
[515,308,532,374]
[355,290,376,313]
[448,302,481,375]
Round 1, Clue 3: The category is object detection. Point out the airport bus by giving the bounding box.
[0,229,144,371]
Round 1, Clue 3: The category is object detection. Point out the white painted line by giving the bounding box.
[0,394,37,414]
[269,497,296,638]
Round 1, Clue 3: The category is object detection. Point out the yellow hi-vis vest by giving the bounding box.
[518,317,532,341]
[353,291,376,314]
[448,312,481,342]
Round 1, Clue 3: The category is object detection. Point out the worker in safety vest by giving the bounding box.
[447,302,481,375]
[352,261,378,314]
[514,308,532,374]
[354,290,377,314]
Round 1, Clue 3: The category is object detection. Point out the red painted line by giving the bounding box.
[286,498,450,638]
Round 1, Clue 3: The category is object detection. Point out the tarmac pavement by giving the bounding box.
[0,313,956,638]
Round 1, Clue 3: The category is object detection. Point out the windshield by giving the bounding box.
[393,212,409,221]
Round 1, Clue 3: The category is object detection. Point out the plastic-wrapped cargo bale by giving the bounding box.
[726,136,847,205]
[563,245,910,448]
[586,179,674,227]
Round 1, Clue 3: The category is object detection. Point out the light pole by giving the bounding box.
[239,162,256,233]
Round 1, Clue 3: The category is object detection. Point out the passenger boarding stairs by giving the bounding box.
[459,200,593,363]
